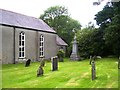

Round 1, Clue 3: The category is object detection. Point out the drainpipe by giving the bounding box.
[13,27,15,64]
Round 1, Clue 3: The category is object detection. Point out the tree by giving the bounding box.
[40,6,68,27]
[40,6,81,46]
[40,6,81,57]
[76,27,104,58]
[94,4,114,26]
[95,2,120,56]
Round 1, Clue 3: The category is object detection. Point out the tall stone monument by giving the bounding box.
[70,29,80,60]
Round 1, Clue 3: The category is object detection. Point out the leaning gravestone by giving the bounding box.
[37,65,44,77]
[25,59,31,67]
[91,61,96,80]
[51,56,58,71]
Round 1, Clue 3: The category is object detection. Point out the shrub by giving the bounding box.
[57,49,65,62]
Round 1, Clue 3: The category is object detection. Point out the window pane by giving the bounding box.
[22,52,24,57]
[40,37,41,41]
[19,41,21,46]
[22,41,24,46]
[42,42,43,46]
[41,52,43,56]
[40,48,41,51]
[40,52,42,56]
[40,42,42,46]
[22,36,24,40]
[19,52,21,57]
[41,47,43,51]
[19,48,21,52]
[22,47,24,51]
[41,38,43,41]
[19,35,21,41]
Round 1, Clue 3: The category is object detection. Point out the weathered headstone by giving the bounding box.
[40,59,45,67]
[25,59,31,67]
[118,56,120,69]
[51,56,58,71]
[91,61,96,80]
[89,56,92,65]
[37,65,44,77]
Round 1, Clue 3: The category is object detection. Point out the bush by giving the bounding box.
[57,49,65,62]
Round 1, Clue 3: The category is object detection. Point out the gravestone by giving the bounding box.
[118,56,120,69]
[91,61,96,80]
[40,59,45,67]
[37,65,44,77]
[25,59,31,67]
[51,56,58,71]
[89,56,92,65]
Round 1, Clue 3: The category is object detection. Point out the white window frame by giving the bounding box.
[19,32,25,58]
[39,35,44,57]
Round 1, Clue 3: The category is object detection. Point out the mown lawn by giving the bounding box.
[2,58,118,88]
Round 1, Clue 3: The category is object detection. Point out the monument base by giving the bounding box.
[70,53,80,61]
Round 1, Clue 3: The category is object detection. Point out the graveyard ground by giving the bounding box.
[2,58,118,88]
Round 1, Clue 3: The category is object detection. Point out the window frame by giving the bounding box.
[39,34,44,57]
[19,32,25,58]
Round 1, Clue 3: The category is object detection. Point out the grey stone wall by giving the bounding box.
[2,25,58,64]
[15,28,38,62]
[38,32,58,60]
[2,26,14,64]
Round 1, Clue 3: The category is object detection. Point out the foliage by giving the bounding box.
[66,44,72,57]
[40,6,81,47]
[95,2,120,56]
[76,27,104,58]
[2,58,118,88]
[95,4,114,26]
[57,49,65,58]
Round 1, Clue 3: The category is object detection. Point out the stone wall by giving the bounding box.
[2,26,14,64]
[1,25,58,64]
[40,32,58,60]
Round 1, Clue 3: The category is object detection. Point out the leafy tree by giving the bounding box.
[40,6,81,57]
[76,27,104,58]
[40,6,81,46]
[95,4,114,26]
[95,2,120,56]
[40,6,68,26]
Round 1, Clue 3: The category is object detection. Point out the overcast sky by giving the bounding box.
[0,0,109,28]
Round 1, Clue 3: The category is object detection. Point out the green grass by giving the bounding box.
[2,58,118,88]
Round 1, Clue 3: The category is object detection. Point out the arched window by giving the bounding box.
[19,32,25,58]
[39,35,44,57]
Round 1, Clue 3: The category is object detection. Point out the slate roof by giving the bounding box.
[0,9,56,33]
[56,35,68,46]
